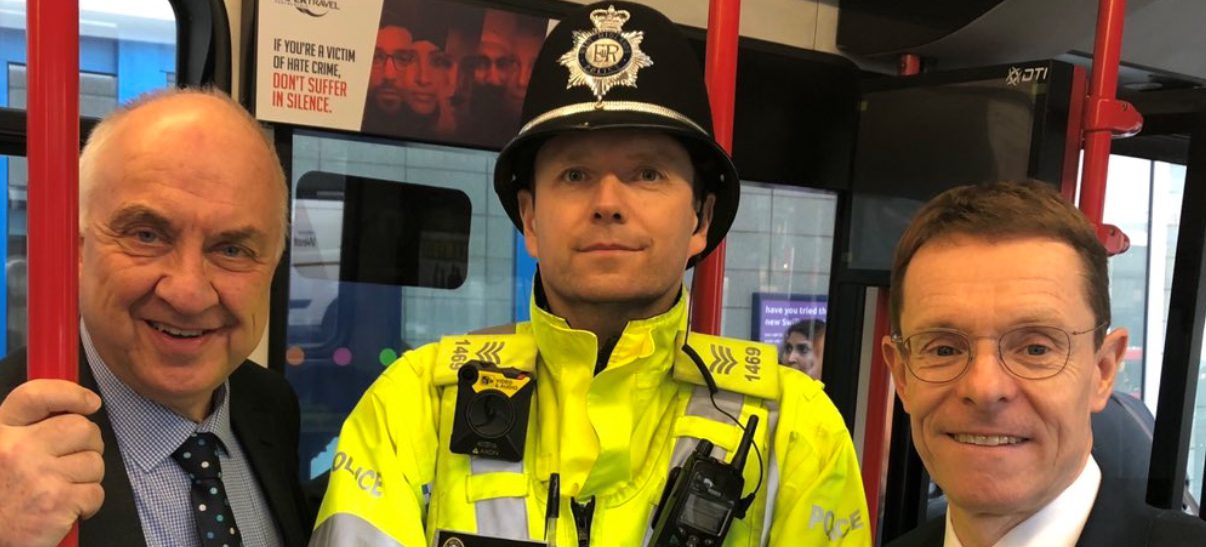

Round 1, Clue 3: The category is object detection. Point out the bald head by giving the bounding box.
[75,88,290,420]
[78,88,287,249]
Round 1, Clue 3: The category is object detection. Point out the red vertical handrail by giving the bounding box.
[862,289,894,540]
[27,1,81,544]
[1061,66,1089,202]
[1080,0,1141,228]
[691,0,741,334]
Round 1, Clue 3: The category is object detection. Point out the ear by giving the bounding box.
[882,334,913,413]
[688,193,717,257]
[78,229,86,278]
[516,189,539,259]
[1089,327,1128,413]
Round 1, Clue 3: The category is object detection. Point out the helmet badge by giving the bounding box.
[557,5,654,104]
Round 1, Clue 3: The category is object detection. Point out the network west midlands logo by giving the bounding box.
[276,0,341,17]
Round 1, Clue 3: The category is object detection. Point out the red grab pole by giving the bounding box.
[1080,0,1142,256]
[691,0,741,334]
[27,0,81,378]
[28,0,82,545]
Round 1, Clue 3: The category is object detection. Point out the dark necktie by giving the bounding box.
[171,432,244,547]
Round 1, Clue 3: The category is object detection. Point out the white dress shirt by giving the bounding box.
[944,456,1102,547]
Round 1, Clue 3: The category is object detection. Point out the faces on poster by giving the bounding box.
[365,3,547,145]
[370,26,455,118]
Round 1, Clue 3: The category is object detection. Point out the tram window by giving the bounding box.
[1101,155,1153,398]
[4,155,24,353]
[0,1,176,115]
[720,182,836,369]
[8,66,118,117]
[284,132,516,478]
[0,2,176,356]
[294,171,471,288]
[1099,156,1183,405]
[1099,155,1206,510]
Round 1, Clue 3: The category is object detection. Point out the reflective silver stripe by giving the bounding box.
[310,513,406,547]
[469,456,530,539]
[759,401,781,547]
[518,101,708,137]
[670,387,744,467]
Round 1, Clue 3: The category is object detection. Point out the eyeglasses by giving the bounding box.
[373,50,415,71]
[890,323,1106,383]
[372,50,453,71]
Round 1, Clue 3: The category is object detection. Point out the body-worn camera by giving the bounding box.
[650,416,759,547]
[449,360,535,462]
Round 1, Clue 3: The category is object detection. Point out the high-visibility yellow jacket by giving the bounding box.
[312,294,870,546]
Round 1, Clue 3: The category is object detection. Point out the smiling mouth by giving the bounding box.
[147,320,212,339]
[950,433,1027,446]
[581,243,640,252]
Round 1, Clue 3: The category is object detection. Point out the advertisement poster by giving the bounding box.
[751,293,828,348]
[256,0,551,148]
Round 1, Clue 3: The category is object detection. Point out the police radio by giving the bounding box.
[649,415,759,547]
[449,361,535,462]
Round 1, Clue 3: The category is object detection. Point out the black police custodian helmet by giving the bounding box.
[493,1,740,264]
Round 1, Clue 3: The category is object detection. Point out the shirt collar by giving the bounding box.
[944,456,1102,547]
[81,320,236,473]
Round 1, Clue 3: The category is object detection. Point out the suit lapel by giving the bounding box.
[1074,474,1155,547]
[229,364,305,547]
[894,517,945,547]
[77,347,149,547]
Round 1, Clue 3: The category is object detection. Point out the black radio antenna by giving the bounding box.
[729,414,759,474]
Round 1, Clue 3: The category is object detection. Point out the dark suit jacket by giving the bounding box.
[0,347,313,547]
[886,474,1206,546]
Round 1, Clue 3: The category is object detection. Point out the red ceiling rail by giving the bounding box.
[691,0,741,334]
[27,0,81,543]
[1080,0,1141,256]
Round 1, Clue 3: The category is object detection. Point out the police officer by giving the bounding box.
[312,3,869,545]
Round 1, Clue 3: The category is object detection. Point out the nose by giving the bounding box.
[954,339,1019,410]
[591,175,626,224]
[414,59,430,86]
[383,60,400,80]
[154,251,220,316]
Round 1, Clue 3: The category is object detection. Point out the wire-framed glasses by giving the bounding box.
[372,50,417,71]
[890,323,1107,382]
[372,50,454,71]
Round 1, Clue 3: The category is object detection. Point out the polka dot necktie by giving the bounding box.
[171,433,243,547]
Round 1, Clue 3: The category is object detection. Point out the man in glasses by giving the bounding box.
[362,6,458,138]
[883,180,1206,546]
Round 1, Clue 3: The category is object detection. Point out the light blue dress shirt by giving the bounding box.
[82,324,284,547]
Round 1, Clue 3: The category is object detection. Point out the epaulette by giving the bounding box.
[673,331,781,400]
[432,325,537,386]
